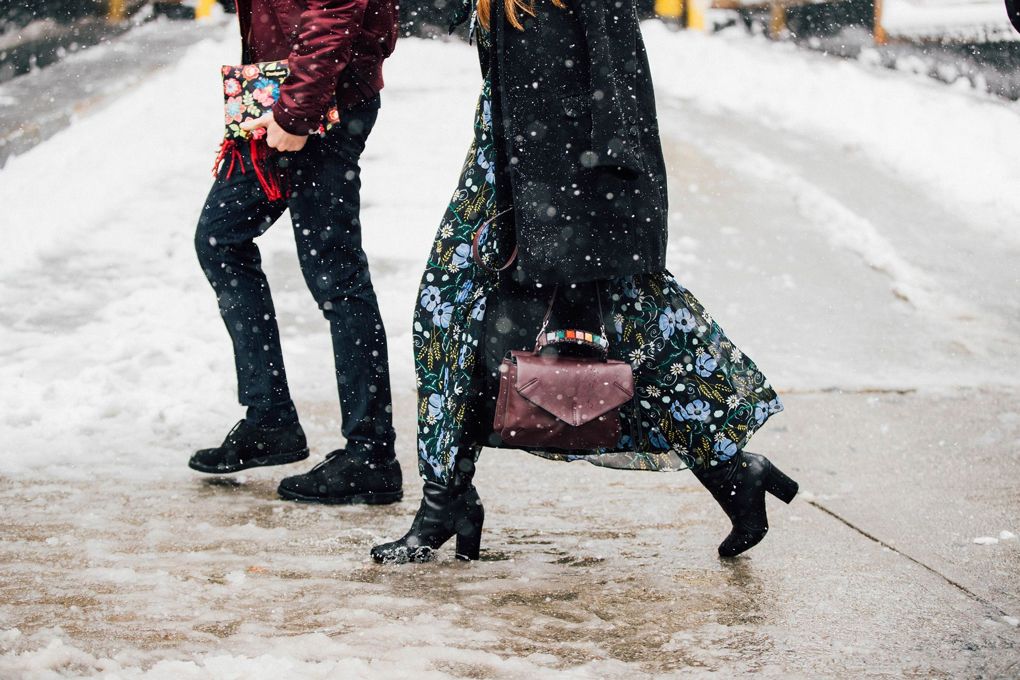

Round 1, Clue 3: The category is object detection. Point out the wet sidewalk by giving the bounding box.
[0,388,1017,677]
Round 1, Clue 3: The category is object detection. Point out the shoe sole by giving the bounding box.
[277,487,403,505]
[188,448,310,474]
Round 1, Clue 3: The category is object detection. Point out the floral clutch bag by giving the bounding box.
[221,60,340,140]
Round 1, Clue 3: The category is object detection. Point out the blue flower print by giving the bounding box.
[251,77,280,103]
[452,243,472,269]
[754,401,769,425]
[475,223,490,248]
[671,399,711,422]
[476,148,495,185]
[225,97,243,120]
[470,296,487,321]
[676,308,696,334]
[458,344,470,368]
[659,308,678,339]
[482,99,492,128]
[455,280,474,303]
[427,393,445,419]
[713,437,738,461]
[433,302,453,328]
[420,285,441,312]
[622,277,639,299]
[768,397,784,414]
[648,428,669,450]
[695,352,718,377]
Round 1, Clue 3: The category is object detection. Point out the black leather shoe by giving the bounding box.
[189,420,309,474]
[371,461,483,563]
[693,451,799,558]
[277,448,403,505]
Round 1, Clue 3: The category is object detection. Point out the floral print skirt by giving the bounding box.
[413,79,783,484]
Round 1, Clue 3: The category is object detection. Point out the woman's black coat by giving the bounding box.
[476,0,669,285]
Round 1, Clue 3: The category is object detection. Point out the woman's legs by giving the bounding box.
[692,451,799,557]
[375,84,499,562]
[371,446,484,563]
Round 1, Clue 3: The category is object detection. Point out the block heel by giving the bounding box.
[765,463,799,504]
[371,476,485,564]
[693,450,798,558]
[455,511,484,561]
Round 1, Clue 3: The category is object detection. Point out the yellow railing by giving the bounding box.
[107,0,125,21]
[196,0,218,18]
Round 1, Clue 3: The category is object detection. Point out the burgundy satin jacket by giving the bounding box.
[236,0,397,134]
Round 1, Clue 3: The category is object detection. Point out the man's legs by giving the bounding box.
[286,98,395,454]
[190,150,310,474]
[277,98,402,504]
[194,152,295,426]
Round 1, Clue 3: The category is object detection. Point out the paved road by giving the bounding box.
[0,22,1018,679]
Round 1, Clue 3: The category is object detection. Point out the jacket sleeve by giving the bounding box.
[273,0,368,135]
[574,0,645,177]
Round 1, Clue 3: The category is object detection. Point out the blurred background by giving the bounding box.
[3,0,1018,92]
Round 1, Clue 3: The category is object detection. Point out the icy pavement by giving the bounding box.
[0,17,225,167]
[0,22,1018,678]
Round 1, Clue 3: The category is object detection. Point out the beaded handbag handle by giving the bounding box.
[534,284,610,357]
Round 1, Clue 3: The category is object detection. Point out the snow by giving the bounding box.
[972,536,999,544]
[882,0,1020,42]
[642,22,1020,247]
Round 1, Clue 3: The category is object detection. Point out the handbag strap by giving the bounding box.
[472,208,518,273]
[534,283,610,356]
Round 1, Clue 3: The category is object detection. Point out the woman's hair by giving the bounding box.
[477,0,566,31]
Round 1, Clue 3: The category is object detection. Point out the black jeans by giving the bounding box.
[195,98,395,454]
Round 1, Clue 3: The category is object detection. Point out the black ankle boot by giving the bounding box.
[277,447,403,505]
[189,420,309,474]
[693,451,799,558]
[371,463,484,564]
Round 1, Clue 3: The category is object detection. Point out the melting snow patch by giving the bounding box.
[998,530,1016,541]
[224,571,246,586]
[1003,616,1019,627]
[972,536,999,545]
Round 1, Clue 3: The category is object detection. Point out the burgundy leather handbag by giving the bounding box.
[491,285,635,450]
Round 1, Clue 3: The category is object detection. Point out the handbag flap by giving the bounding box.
[511,351,634,427]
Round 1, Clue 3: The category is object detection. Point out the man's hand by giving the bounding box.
[240,112,308,152]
